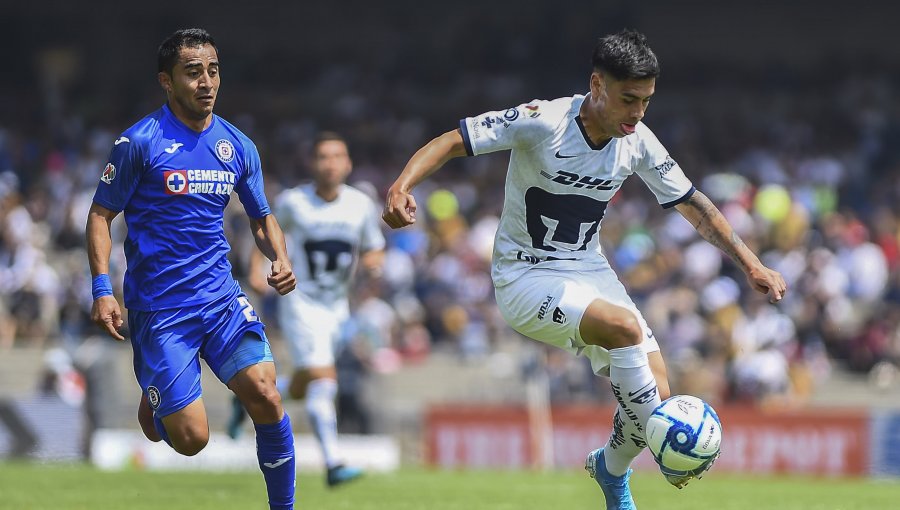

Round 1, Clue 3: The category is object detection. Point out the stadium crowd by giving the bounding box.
[2,24,900,410]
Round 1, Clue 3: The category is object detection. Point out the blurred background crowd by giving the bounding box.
[2,1,900,421]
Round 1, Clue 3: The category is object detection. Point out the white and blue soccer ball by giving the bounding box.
[645,395,722,475]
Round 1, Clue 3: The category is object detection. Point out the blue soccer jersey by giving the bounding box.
[93,104,270,311]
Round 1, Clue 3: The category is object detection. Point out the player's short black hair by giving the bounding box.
[312,131,348,154]
[157,28,217,74]
[592,29,659,81]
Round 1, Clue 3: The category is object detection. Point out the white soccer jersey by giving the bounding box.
[459,94,695,287]
[275,183,385,305]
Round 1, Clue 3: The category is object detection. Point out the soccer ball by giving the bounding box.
[645,395,722,476]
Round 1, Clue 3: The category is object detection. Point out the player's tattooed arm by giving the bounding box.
[674,190,787,302]
[674,191,753,271]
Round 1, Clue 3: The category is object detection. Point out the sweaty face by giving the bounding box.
[588,72,655,138]
[312,140,352,188]
[163,44,220,122]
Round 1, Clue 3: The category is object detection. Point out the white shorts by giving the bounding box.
[494,263,659,375]
[277,292,349,369]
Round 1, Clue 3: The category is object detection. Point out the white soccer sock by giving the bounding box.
[607,345,661,449]
[305,378,340,469]
[603,406,647,476]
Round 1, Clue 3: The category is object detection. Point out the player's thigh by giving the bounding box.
[278,293,344,370]
[202,292,274,385]
[495,268,659,374]
[494,269,594,356]
[227,359,278,402]
[228,359,283,424]
[129,308,205,418]
[160,397,210,449]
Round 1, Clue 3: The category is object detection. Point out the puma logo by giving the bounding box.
[263,457,291,469]
[164,142,184,154]
[114,136,130,145]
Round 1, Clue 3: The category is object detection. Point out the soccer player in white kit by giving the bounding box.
[383,30,786,508]
[230,132,385,487]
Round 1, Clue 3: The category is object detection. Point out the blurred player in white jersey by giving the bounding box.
[229,132,385,487]
[383,29,786,509]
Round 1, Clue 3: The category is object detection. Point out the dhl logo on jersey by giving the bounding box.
[164,170,235,196]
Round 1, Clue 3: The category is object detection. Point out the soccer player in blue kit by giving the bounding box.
[87,29,298,509]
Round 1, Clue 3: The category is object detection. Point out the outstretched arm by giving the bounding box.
[382,129,468,229]
[248,214,296,295]
[86,202,125,340]
[675,190,787,302]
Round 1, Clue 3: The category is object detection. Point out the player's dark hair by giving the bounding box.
[312,131,348,154]
[157,28,217,74]
[592,29,659,81]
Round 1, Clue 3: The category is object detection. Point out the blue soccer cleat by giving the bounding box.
[326,464,364,488]
[226,395,248,440]
[585,448,637,510]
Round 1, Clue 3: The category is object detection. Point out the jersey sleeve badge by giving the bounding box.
[100,163,116,184]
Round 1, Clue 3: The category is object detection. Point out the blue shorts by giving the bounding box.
[129,291,273,417]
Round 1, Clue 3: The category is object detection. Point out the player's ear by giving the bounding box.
[158,71,173,94]
[589,71,603,95]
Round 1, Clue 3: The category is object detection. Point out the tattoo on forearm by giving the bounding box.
[684,193,749,269]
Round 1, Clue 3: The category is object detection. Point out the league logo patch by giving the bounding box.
[524,104,541,118]
[215,139,235,163]
[147,386,161,410]
[100,163,116,184]
[164,170,189,195]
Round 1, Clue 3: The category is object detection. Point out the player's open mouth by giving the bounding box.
[621,123,636,135]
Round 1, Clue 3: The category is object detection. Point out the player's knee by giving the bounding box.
[287,377,308,401]
[243,379,283,416]
[581,306,643,349]
[170,426,209,456]
[139,419,162,443]
[614,312,643,345]
[137,401,162,442]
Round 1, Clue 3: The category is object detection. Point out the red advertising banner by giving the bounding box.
[425,405,870,476]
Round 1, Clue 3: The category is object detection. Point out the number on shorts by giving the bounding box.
[237,296,259,322]
[524,187,609,251]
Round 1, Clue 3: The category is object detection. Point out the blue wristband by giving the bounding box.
[92,274,113,300]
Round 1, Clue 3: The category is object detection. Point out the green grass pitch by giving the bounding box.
[1,462,897,509]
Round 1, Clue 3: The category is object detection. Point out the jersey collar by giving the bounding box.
[162,103,218,137]
[574,115,612,151]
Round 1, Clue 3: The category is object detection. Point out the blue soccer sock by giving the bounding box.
[255,413,296,510]
[152,413,172,447]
